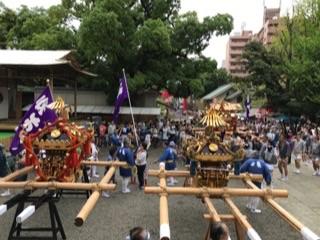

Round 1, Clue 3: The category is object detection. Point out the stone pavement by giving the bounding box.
[271,160,320,236]
[0,148,319,239]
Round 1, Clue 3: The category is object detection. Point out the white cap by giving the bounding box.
[159,162,165,169]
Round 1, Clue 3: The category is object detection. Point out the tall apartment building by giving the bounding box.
[225,30,253,78]
[255,7,280,45]
[225,7,280,78]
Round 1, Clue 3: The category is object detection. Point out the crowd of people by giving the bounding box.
[1,116,319,240]
[236,118,320,179]
[92,119,196,150]
[90,119,188,197]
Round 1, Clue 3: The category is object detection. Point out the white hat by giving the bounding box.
[159,162,165,169]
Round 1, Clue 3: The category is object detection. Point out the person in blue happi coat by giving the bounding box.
[159,141,178,186]
[110,132,121,148]
[240,148,271,214]
[117,137,134,193]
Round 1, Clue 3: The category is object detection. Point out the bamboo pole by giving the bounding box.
[224,197,261,240]
[148,170,189,177]
[159,167,170,240]
[267,199,320,240]
[0,181,116,191]
[81,160,127,167]
[203,214,236,222]
[244,179,320,240]
[144,186,288,198]
[75,166,116,226]
[203,197,221,223]
[230,174,262,182]
[0,166,34,182]
[148,170,263,182]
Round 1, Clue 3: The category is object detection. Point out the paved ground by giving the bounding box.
[0,147,319,240]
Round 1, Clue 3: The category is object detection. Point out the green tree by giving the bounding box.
[0,4,75,50]
[0,0,233,103]
[242,41,286,107]
[202,68,232,96]
[78,0,233,101]
[243,0,320,117]
[0,3,16,49]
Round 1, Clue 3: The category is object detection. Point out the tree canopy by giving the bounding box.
[242,0,320,117]
[0,0,233,102]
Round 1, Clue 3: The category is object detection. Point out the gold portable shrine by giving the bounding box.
[185,104,244,188]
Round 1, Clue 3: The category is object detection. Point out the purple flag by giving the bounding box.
[113,78,128,123]
[10,86,57,155]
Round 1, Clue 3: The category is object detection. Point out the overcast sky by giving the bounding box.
[1,0,294,67]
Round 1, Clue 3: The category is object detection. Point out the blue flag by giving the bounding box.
[113,78,128,123]
[10,86,57,155]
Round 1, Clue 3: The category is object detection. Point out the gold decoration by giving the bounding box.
[182,101,244,188]
[209,143,218,153]
[200,108,226,128]
[50,129,61,139]
[48,96,65,112]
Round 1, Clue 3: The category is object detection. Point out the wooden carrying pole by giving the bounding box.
[75,166,116,226]
[144,186,288,198]
[203,197,223,240]
[81,160,127,167]
[203,197,221,223]
[148,170,263,182]
[224,197,261,240]
[159,167,170,240]
[244,179,320,240]
[0,166,34,182]
[203,214,236,222]
[0,181,116,191]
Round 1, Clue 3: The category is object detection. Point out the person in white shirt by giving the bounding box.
[135,142,148,190]
[107,122,115,145]
[151,126,159,147]
[162,125,169,143]
[291,134,305,174]
[90,141,99,178]
[145,133,151,150]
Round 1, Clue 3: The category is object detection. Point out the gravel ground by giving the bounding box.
[0,146,317,240]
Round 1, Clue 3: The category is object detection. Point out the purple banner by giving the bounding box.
[10,86,57,155]
[113,78,128,123]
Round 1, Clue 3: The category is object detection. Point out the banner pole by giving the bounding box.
[46,79,54,99]
[122,69,139,146]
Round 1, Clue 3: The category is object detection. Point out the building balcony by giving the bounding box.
[229,41,248,47]
[229,58,241,63]
[229,49,243,55]
[229,65,246,71]
[230,72,249,78]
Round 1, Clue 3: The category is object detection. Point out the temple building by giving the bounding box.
[0,50,95,120]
